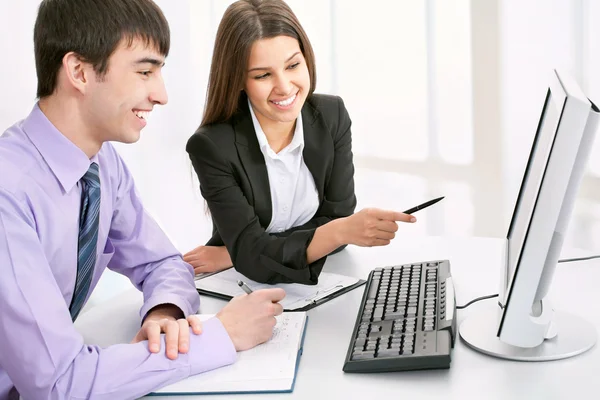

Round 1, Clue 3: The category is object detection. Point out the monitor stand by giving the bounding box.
[459,309,596,361]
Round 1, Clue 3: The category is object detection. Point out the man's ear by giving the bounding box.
[61,52,93,94]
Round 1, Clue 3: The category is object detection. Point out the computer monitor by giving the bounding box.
[460,69,600,361]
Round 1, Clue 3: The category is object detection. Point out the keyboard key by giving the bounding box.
[354,338,366,349]
[384,311,403,319]
[377,348,400,357]
[353,351,375,360]
[368,282,379,299]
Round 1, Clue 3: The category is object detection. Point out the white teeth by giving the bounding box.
[273,93,296,106]
[134,110,150,120]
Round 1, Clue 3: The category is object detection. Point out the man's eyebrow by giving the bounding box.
[248,51,301,72]
[133,57,165,67]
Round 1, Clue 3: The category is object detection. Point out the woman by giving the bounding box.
[185,0,415,284]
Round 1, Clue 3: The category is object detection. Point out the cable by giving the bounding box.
[455,255,600,310]
[456,294,498,310]
[558,255,600,263]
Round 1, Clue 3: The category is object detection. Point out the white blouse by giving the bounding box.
[248,100,320,233]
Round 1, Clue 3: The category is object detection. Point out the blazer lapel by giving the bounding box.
[233,101,273,228]
[302,101,330,203]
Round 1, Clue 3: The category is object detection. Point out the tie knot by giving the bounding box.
[81,162,100,188]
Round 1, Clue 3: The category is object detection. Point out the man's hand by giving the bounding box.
[183,245,233,275]
[217,288,286,351]
[131,304,203,360]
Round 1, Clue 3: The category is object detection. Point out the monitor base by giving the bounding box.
[459,310,596,361]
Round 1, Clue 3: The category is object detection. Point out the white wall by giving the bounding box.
[0,1,38,129]
[497,0,600,250]
[499,0,579,218]
[2,0,600,304]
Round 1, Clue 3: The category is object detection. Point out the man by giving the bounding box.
[0,0,285,399]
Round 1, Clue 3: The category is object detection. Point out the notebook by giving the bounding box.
[150,312,308,395]
[195,268,365,311]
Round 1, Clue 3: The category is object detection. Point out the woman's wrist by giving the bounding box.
[219,246,233,268]
[329,217,349,247]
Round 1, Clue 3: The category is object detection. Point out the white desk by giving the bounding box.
[75,236,600,399]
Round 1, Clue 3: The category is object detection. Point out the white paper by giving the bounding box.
[195,269,360,310]
[154,312,307,394]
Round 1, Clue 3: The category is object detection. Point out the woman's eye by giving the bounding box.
[255,73,270,80]
[288,62,300,70]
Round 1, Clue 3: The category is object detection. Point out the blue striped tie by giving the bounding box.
[69,162,101,321]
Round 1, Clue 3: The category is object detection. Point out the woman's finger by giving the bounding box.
[375,230,395,241]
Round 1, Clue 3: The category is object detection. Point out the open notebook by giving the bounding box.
[150,312,308,395]
[195,268,365,311]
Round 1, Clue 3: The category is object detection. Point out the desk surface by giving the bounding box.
[75,236,600,400]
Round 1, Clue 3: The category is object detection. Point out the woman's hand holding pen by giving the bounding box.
[183,245,232,275]
[217,288,286,351]
[336,208,416,247]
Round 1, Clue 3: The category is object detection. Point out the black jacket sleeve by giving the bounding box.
[187,96,356,284]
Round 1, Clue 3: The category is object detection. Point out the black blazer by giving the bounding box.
[186,93,356,284]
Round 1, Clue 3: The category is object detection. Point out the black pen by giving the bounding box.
[403,196,444,214]
[237,280,254,294]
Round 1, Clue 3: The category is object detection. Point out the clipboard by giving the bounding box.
[195,269,366,311]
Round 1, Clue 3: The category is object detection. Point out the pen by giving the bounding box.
[237,280,254,294]
[403,196,444,214]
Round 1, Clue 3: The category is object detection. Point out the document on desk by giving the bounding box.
[151,312,308,395]
[195,268,365,311]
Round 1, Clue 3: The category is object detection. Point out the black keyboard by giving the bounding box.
[343,260,456,372]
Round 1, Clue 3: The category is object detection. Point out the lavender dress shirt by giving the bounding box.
[0,105,236,400]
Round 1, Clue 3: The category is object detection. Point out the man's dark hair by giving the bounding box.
[34,0,170,98]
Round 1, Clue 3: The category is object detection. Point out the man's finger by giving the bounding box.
[257,288,286,303]
[177,319,190,354]
[187,315,203,335]
[146,323,162,353]
[130,331,143,344]
[271,302,284,317]
[165,320,179,360]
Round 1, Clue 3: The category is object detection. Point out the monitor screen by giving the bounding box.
[506,91,562,291]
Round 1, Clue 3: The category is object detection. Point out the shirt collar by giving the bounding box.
[248,98,304,158]
[21,103,98,193]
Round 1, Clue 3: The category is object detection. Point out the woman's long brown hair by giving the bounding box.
[200,0,317,127]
